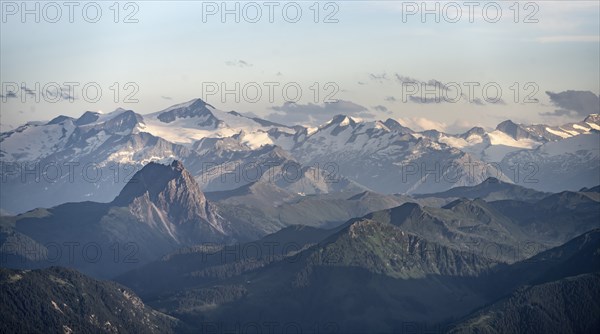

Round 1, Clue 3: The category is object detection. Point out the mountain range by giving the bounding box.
[2,98,599,214]
[1,158,598,333]
[4,160,598,277]
[114,213,600,333]
[1,98,600,333]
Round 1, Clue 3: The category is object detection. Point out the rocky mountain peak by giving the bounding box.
[112,160,210,224]
[496,120,543,141]
[383,118,413,134]
[171,159,185,171]
[461,126,486,138]
[46,115,75,125]
[156,98,220,127]
[75,111,101,126]
[481,177,502,185]
[584,113,600,124]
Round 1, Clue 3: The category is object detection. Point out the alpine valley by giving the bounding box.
[1,99,599,333]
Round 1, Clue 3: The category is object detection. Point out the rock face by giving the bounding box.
[114,160,212,225]
[496,120,544,141]
[112,160,229,245]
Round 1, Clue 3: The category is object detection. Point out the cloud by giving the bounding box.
[489,98,507,105]
[373,105,390,113]
[542,90,599,117]
[266,100,373,125]
[471,97,485,106]
[445,119,487,134]
[408,93,500,105]
[394,74,420,84]
[225,60,253,68]
[161,96,173,100]
[393,117,485,134]
[0,91,17,98]
[41,86,76,101]
[357,81,367,85]
[395,74,453,90]
[394,73,458,102]
[21,86,36,96]
[394,75,505,106]
[13,85,79,101]
[396,117,447,132]
[408,96,445,104]
[369,73,389,83]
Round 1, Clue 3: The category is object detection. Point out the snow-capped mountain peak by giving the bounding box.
[584,114,600,128]
[321,114,361,129]
[141,99,296,146]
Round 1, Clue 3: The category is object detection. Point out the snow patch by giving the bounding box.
[538,133,600,157]
[488,130,539,148]
[241,131,273,149]
[586,122,600,130]
[545,127,570,138]
[572,124,590,131]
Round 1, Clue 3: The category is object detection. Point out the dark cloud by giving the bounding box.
[42,86,76,101]
[524,98,539,104]
[266,100,373,125]
[395,74,453,92]
[369,73,389,83]
[357,81,367,85]
[61,92,75,101]
[373,105,390,113]
[21,86,36,96]
[409,95,501,106]
[542,90,600,117]
[1,92,17,98]
[395,74,510,106]
[13,85,78,101]
[161,96,173,100]
[225,60,253,68]
[471,98,485,106]
[408,96,445,104]
[394,74,420,84]
[489,98,507,105]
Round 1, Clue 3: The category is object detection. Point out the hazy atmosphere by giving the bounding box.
[1,2,600,334]
[2,1,599,132]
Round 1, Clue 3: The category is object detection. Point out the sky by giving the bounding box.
[1,0,599,133]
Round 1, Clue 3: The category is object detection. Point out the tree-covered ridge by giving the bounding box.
[0,267,178,334]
